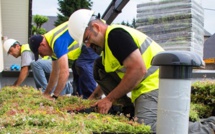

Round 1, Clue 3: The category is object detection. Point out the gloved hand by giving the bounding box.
[10,64,21,71]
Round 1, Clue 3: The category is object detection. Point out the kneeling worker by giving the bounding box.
[3,39,72,95]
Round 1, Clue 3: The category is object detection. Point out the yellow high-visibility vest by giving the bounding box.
[103,24,164,102]
[44,21,81,60]
[21,44,31,53]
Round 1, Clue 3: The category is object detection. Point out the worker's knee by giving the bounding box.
[134,91,158,125]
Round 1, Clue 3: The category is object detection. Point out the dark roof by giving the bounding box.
[42,16,57,32]
[203,33,215,59]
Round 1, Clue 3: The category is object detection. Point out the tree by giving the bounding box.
[121,20,132,27]
[121,18,136,28]
[32,15,49,35]
[55,0,93,26]
[131,18,136,28]
[121,21,126,26]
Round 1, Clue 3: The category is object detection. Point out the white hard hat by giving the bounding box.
[3,39,18,53]
[68,9,94,47]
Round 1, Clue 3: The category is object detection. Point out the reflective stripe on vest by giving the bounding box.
[139,37,159,80]
[116,37,159,81]
[68,42,79,52]
[50,23,67,48]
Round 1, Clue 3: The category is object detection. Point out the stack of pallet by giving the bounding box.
[136,0,204,58]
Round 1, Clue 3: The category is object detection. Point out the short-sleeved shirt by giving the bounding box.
[108,28,138,65]
[21,51,35,67]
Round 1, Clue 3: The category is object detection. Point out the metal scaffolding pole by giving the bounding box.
[102,0,129,24]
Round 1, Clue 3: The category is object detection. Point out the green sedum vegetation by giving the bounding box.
[0,86,151,134]
[1,80,214,133]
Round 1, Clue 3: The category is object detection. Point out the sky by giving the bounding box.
[32,0,215,35]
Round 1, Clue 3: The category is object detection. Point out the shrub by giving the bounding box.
[191,80,215,117]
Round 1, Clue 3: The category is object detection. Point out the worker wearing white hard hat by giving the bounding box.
[3,39,72,96]
[4,39,18,55]
[68,9,164,132]
[68,9,94,47]
[68,9,215,134]
[3,39,35,86]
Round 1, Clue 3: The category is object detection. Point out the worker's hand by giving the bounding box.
[92,97,112,114]
[88,95,94,100]
[88,86,103,100]
[43,90,51,95]
[43,94,55,101]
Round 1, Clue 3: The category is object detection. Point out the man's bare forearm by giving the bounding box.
[53,70,69,96]
[44,61,59,95]
[88,85,103,100]
[52,54,70,96]
[13,66,29,86]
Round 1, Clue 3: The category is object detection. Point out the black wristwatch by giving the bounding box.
[51,94,58,99]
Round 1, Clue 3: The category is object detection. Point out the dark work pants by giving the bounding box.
[72,45,99,99]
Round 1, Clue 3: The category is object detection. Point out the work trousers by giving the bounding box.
[189,117,215,134]
[72,45,99,99]
[30,59,73,95]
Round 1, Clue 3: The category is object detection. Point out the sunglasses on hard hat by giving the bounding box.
[83,26,92,44]
[84,34,90,44]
